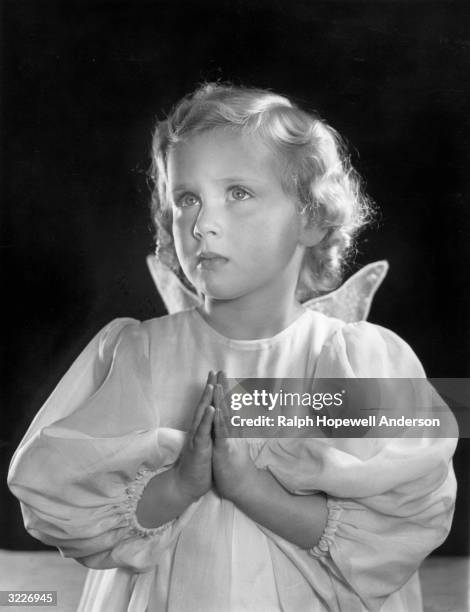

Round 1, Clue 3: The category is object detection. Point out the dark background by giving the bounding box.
[1,0,469,554]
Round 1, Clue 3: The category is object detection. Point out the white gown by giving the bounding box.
[8,308,457,611]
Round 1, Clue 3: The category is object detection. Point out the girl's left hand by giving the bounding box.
[212,371,258,502]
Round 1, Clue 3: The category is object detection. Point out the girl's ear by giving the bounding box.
[299,214,328,247]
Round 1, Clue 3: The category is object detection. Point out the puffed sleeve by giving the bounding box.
[255,322,458,612]
[7,318,190,573]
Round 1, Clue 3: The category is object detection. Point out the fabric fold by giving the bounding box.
[7,311,457,611]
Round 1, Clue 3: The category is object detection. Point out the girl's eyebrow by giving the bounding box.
[172,176,262,192]
[171,184,190,194]
[214,176,263,184]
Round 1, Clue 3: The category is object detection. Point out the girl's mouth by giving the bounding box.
[196,251,229,270]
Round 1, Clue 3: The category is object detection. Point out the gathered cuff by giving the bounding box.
[124,467,176,538]
[308,497,342,558]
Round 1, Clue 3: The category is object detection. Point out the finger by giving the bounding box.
[217,401,231,438]
[189,383,214,439]
[194,404,215,446]
[214,384,230,428]
[212,382,222,409]
[213,406,222,441]
[214,406,230,442]
[216,370,230,395]
[205,370,217,395]
[216,371,231,412]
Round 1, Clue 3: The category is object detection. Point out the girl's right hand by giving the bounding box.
[174,371,216,502]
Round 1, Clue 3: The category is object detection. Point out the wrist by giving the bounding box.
[173,464,206,504]
[136,467,197,529]
[226,463,260,504]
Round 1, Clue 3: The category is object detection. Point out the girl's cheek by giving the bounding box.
[172,213,193,241]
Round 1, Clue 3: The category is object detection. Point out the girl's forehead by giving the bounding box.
[168,129,283,181]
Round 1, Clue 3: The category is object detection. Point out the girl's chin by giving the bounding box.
[189,270,268,303]
[198,289,243,302]
[193,280,247,302]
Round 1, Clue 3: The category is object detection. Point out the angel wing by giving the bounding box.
[146,255,389,323]
[302,260,389,322]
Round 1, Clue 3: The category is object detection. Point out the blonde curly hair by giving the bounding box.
[149,82,374,301]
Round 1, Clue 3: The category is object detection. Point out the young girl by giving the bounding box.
[8,83,457,612]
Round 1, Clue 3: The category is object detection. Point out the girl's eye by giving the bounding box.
[229,186,252,201]
[175,193,200,208]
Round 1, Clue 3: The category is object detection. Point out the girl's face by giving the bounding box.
[167,129,306,304]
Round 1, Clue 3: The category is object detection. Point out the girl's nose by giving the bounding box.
[193,204,222,239]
